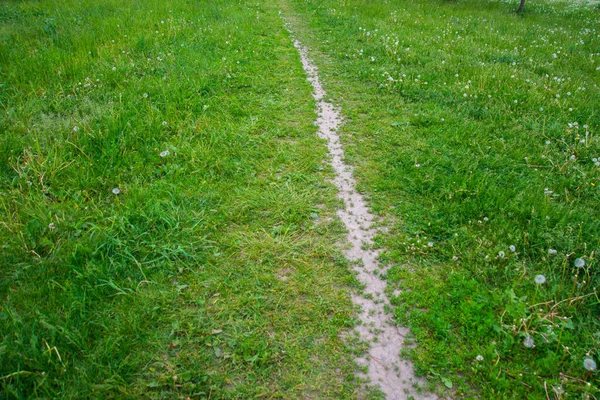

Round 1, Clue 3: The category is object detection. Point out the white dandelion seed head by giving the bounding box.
[160,150,170,158]
[112,188,121,195]
[553,385,564,395]
[584,358,597,371]
[452,256,459,261]
[534,274,546,284]
[548,248,557,255]
[476,355,484,361]
[143,93,148,98]
[483,217,489,222]
[73,125,79,132]
[498,251,505,258]
[574,258,586,268]
[523,335,534,348]
[162,121,168,126]
[509,245,516,252]
[48,223,56,230]
[428,242,434,247]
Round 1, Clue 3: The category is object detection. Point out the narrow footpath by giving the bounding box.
[282,15,436,400]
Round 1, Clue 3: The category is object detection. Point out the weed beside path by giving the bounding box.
[285,0,600,398]
[0,0,359,397]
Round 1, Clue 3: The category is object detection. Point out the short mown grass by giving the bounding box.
[285,0,600,397]
[0,0,360,398]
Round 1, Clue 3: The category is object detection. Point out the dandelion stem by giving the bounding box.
[560,373,589,385]
[1,371,33,380]
[556,329,565,354]
[528,300,554,309]
[568,273,579,301]
[551,290,597,310]
[543,381,550,400]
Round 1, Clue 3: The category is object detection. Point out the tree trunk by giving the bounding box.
[518,0,526,13]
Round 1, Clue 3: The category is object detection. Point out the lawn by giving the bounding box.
[3,0,600,398]
[0,0,359,398]
[283,0,600,397]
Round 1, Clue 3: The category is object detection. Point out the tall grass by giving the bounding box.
[0,0,358,397]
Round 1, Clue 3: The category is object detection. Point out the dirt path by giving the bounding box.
[282,16,437,400]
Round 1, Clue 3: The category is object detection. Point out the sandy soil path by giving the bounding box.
[282,16,437,400]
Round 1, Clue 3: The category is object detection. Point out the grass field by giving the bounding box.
[2,0,600,398]
[284,0,600,398]
[0,0,361,398]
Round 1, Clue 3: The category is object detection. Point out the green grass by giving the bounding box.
[283,0,600,397]
[0,0,361,397]
[4,0,600,397]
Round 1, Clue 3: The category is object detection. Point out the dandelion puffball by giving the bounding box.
[509,245,516,252]
[574,258,586,268]
[534,275,546,284]
[523,335,534,348]
[112,188,121,195]
[584,358,597,371]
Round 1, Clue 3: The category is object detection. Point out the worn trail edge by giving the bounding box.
[283,21,436,400]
